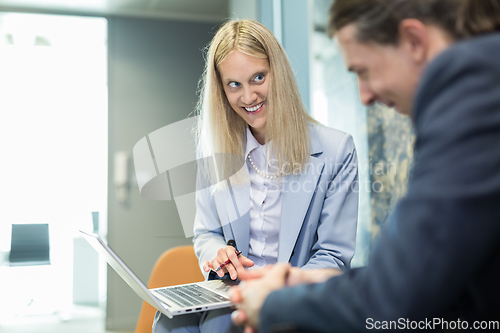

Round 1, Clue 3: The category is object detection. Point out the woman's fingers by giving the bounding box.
[240,256,255,268]
[210,246,254,280]
[224,247,240,280]
[212,248,227,277]
[202,261,213,272]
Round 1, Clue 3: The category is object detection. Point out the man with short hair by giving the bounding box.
[230,0,500,331]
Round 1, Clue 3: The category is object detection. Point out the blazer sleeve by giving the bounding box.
[259,42,500,332]
[302,132,359,271]
[192,179,227,280]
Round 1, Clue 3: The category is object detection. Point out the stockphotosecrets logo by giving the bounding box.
[132,116,245,237]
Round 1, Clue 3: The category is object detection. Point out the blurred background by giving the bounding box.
[0,0,414,332]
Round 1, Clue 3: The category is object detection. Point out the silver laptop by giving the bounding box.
[80,230,237,318]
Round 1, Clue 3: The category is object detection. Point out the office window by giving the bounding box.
[312,0,372,267]
[0,12,107,323]
[311,0,415,267]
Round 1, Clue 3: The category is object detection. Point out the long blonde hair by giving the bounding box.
[196,19,316,188]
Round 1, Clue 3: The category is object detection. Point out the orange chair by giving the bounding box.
[135,245,204,333]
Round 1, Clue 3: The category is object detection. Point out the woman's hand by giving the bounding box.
[202,246,255,280]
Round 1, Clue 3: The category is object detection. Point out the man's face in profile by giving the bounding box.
[336,24,423,115]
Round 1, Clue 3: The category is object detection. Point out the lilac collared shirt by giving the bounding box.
[245,127,283,269]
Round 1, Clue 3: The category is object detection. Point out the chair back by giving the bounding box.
[135,245,204,333]
[9,223,50,266]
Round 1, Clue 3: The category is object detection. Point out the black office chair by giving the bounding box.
[9,223,50,266]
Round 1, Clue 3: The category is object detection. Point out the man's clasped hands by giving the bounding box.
[229,263,343,332]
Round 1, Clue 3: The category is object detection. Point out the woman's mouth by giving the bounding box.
[243,101,264,113]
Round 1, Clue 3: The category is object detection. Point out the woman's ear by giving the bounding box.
[398,18,429,65]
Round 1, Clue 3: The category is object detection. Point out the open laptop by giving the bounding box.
[80,230,237,318]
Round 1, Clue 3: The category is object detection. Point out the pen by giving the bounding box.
[214,251,242,272]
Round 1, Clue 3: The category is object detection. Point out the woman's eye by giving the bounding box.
[229,82,240,88]
[254,74,264,82]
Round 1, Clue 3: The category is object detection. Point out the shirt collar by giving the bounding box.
[245,127,280,171]
[245,127,263,158]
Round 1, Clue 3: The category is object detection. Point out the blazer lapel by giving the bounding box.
[278,129,324,263]
[214,126,324,261]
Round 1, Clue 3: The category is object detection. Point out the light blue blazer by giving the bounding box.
[193,124,359,279]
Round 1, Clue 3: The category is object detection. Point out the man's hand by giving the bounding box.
[230,265,344,331]
[230,263,291,331]
[286,267,343,286]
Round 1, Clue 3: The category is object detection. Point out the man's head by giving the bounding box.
[328,0,462,115]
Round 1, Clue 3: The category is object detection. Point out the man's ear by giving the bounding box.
[398,18,429,64]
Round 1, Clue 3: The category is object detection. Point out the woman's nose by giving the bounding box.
[241,86,257,105]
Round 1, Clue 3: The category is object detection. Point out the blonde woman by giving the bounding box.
[153,19,358,333]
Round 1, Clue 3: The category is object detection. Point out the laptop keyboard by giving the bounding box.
[155,284,228,308]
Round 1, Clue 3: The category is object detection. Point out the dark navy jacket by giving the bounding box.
[260,32,500,332]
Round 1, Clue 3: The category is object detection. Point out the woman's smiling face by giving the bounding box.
[218,50,270,143]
